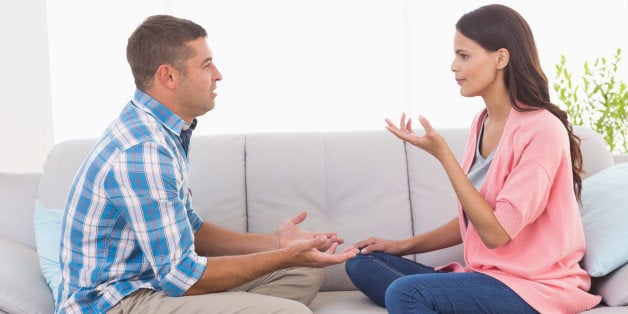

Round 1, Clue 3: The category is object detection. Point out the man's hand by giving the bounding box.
[285,236,359,268]
[276,211,345,251]
[185,236,359,296]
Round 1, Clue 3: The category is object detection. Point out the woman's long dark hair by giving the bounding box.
[456,4,583,201]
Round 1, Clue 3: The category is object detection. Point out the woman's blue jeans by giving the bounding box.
[345,252,538,313]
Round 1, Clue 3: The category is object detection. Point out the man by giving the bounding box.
[57,15,358,313]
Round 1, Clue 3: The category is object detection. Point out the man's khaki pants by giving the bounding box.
[107,267,323,313]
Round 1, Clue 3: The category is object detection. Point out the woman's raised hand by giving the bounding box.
[385,113,450,161]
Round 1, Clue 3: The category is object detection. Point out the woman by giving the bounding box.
[345,4,601,313]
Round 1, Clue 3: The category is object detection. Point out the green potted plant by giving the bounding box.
[554,48,628,153]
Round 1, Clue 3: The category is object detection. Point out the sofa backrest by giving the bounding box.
[35,135,250,232]
[30,126,615,291]
[244,131,415,291]
[575,126,616,179]
[0,172,41,249]
[405,129,469,268]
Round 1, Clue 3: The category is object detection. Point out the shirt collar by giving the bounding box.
[130,89,197,136]
[182,118,198,131]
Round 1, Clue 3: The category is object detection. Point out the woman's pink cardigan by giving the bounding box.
[438,107,601,313]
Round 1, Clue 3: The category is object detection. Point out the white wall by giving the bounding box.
[46,0,166,148]
[1,1,627,172]
[46,0,628,145]
[0,0,53,173]
[405,0,628,126]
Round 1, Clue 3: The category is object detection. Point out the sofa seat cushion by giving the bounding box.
[310,291,386,314]
[580,305,628,313]
[593,262,628,307]
[0,237,54,314]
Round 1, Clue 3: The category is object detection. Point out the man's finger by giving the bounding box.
[332,249,359,262]
[306,236,328,250]
[324,242,339,254]
[338,245,357,254]
[290,211,307,225]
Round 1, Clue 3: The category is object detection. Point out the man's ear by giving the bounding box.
[497,48,510,69]
[155,64,178,90]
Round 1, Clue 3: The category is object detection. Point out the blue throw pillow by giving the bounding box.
[580,162,628,277]
[33,200,63,306]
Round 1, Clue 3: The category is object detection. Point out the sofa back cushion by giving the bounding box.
[36,135,248,232]
[574,126,615,179]
[245,131,414,291]
[188,134,247,232]
[32,126,614,293]
[37,139,96,210]
[0,172,41,249]
[406,128,469,267]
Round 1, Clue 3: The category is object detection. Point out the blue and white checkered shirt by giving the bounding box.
[57,89,207,313]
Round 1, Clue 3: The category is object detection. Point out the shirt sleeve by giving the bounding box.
[185,190,204,232]
[493,126,568,239]
[109,142,206,296]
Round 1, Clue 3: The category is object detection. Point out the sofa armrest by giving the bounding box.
[613,153,628,164]
[0,172,41,249]
[0,238,54,314]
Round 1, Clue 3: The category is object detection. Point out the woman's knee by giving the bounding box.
[384,277,406,304]
[345,253,369,275]
[385,276,430,311]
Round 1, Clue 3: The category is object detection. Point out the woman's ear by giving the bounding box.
[497,48,510,69]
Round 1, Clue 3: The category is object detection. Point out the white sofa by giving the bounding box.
[1,127,626,314]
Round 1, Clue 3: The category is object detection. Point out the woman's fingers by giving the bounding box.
[361,243,384,254]
[418,115,434,134]
[385,119,405,139]
[399,112,406,132]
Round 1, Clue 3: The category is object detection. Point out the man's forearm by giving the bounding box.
[194,222,278,256]
[183,249,292,295]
